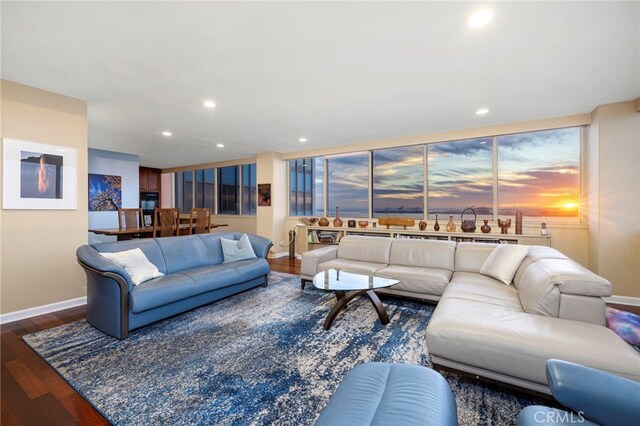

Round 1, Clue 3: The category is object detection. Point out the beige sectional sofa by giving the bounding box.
[301,235,640,394]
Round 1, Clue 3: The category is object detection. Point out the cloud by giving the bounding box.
[428,138,492,156]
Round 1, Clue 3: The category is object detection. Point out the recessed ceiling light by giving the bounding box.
[476,108,489,115]
[162,131,173,136]
[299,138,307,143]
[203,100,217,108]
[467,9,493,28]
[216,143,224,148]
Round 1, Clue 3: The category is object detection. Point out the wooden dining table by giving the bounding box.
[89,223,229,241]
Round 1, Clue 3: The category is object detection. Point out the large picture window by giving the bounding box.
[175,170,193,212]
[218,166,240,215]
[498,128,580,218]
[242,163,257,215]
[372,146,424,218]
[288,157,324,216]
[327,152,369,218]
[194,168,215,211]
[289,158,314,216]
[427,138,493,220]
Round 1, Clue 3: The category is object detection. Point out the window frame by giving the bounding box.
[286,125,584,224]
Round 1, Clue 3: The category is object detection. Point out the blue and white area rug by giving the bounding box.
[23,272,548,425]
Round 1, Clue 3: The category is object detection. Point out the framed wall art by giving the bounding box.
[258,183,271,206]
[2,138,77,209]
[88,173,122,211]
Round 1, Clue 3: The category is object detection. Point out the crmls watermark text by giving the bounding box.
[534,410,586,423]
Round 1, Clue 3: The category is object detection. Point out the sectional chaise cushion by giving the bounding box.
[318,258,387,276]
[427,282,640,386]
[448,272,523,309]
[377,265,452,296]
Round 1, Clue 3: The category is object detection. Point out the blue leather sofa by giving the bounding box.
[77,232,272,339]
[517,359,640,426]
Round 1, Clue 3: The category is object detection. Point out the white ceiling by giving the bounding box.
[2,1,638,169]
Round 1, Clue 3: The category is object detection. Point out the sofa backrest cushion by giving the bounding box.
[389,239,456,271]
[513,246,569,289]
[92,239,168,274]
[198,232,237,265]
[156,235,210,273]
[517,258,612,317]
[337,236,393,264]
[454,242,497,273]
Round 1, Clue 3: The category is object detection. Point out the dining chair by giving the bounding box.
[189,208,211,235]
[117,208,143,229]
[153,207,180,238]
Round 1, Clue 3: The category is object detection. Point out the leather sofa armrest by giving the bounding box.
[301,245,338,278]
[76,245,134,290]
[517,259,611,318]
[547,359,640,426]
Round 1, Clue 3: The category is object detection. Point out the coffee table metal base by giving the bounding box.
[324,289,389,330]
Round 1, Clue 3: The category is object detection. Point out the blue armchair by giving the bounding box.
[517,359,640,426]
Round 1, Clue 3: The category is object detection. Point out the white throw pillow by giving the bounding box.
[479,244,530,285]
[100,248,163,285]
[221,234,257,263]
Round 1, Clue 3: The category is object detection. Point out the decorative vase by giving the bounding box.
[347,219,356,228]
[498,218,511,234]
[515,211,523,235]
[433,215,440,231]
[318,217,329,226]
[418,219,427,231]
[333,207,343,227]
[481,219,491,234]
[446,215,456,232]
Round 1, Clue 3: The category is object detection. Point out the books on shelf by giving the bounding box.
[308,230,341,244]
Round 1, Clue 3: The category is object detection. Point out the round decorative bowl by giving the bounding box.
[358,220,369,228]
[298,217,318,226]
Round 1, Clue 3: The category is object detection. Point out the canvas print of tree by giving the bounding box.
[88,174,122,211]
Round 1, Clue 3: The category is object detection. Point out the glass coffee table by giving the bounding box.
[313,269,399,330]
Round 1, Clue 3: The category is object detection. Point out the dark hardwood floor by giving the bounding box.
[2,256,637,425]
[1,258,300,426]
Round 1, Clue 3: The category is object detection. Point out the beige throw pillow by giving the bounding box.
[480,244,530,285]
[100,248,163,285]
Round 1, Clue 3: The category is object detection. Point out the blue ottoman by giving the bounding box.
[315,362,458,426]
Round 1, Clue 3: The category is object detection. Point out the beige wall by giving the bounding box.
[588,101,640,297]
[255,152,287,256]
[1,80,88,314]
[212,216,257,235]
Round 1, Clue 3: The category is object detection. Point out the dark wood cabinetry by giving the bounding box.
[139,167,161,192]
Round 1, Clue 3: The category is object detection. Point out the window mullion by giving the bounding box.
[424,144,428,220]
[492,136,498,222]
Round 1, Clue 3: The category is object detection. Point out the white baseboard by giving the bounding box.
[0,296,87,325]
[269,251,295,259]
[605,295,640,307]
